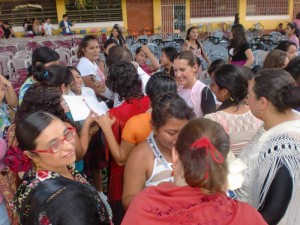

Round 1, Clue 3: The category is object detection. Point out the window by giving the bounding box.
[0,0,58,26]
[246,0,289,16]
[65,0,122,23]
[190,0,237,18]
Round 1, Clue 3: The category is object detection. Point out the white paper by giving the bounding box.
[63,95,109,121]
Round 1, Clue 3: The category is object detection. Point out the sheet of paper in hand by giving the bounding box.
[63,95,109,121]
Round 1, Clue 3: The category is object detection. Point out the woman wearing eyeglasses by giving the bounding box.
[7,111,112,225]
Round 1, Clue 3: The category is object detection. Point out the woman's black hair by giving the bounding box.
[241,66,255,80]
[214,64,248,111]
[28,46,60,77]
[109,25,126,45]
[151,93,195,129]
[207,59,226,75]
[106,61,143,102]
[287,22,300,38]
[103,38,118,57]
[275,40,297,52]
[186,26,201,50]
[253,68,300,112]
[296,12,300,20]
[106,45,133,68]
[77,35,99,58]
[234,13,240,24]
[145,71,177,107]
[16,111,56,151]
[32,47,60,67]
[135,46,143,55]
[228,24,248,55]
[22,19,28,28]
[33,64,74,88]
[162,46,178,78]
[162,46,178,63]
[67,66,81,75]
[14,83,68,124]
[285,56,300,85]
[251,65,263,74]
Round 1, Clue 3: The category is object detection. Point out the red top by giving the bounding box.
[122,183,267,225]
[107,96,150,203]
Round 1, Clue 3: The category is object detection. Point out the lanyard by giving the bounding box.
[147,132,173,171]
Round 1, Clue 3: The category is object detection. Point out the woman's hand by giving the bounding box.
[95,114,116,132]
[141,45,151,56]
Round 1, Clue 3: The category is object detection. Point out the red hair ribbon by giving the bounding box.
[190,137,224,180]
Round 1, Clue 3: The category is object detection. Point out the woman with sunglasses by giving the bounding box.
[7,111,112,225]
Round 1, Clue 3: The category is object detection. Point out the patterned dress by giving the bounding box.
[12,166,112,225]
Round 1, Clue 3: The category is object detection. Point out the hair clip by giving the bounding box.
[43,70,49,78]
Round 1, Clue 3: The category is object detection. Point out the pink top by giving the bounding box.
[178,80,206,117]
[205,111,263,156]
[289,34,299,50]
[140,63,151,75]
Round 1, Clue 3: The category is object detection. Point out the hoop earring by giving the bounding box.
[34,161,40,171]
[171,165,174,177]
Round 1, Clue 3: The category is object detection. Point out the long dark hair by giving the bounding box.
[109,25,125,45]
[287,22,300,38]
[186,26,202,50]
[213,64,248,111]
[162,47,178,78]
[228,24,248,55]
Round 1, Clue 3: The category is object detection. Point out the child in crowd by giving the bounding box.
[135,45,159,75]
[286,22,299,49]
[276,23,285,35]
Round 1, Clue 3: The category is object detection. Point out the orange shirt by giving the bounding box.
[121,111,152,144]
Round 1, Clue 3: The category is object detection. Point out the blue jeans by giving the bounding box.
[0,201,10,225]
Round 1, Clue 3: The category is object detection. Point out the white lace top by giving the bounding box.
[236,120,300,225]
[205,111,262,156]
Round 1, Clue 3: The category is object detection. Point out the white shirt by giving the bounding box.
[44,23,53,35]
[64,21,70,33]
[77,57,105,83]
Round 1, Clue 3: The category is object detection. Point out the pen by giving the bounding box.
[83,98,91,111]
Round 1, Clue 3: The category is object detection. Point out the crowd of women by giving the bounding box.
[0,22,299,225]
